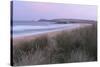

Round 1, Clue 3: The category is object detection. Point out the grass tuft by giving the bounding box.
[13,24,97,66]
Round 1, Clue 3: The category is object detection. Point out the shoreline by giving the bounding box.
[12,24,92,46]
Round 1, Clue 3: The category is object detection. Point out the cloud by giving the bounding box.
[13,1,97,20]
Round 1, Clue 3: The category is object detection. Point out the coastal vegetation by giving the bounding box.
[13,23,97,66]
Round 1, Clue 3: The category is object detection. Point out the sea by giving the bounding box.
[12,21,77,38]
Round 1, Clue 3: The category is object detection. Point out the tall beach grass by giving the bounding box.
[13,24,97,66]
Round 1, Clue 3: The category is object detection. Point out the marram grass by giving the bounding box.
[13,24,97,66]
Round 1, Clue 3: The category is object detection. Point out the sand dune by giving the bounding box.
[12,23,92,46]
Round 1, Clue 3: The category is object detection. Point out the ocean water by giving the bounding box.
[12,21,78,38]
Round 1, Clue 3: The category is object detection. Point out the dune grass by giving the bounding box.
[12,24,97,66]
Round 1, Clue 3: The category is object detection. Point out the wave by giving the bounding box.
[12,24,81,37]
[13,24,70,31]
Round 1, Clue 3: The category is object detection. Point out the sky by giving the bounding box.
[13,1,97,21]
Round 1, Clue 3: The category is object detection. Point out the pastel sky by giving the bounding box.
[13,1,97,21]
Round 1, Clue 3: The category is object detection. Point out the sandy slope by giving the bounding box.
[12,23,92,46]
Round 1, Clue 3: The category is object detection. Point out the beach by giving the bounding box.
[13,23,92,46]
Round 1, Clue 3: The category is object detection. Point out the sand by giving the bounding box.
[12,23,92,46]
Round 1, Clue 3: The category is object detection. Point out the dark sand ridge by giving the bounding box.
[12,23,92,46]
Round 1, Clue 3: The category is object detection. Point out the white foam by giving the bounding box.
[13,24,81,38]
[13,24,78,31]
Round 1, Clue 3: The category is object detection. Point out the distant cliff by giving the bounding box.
[38,19,96,24]
[38,19,70,24]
